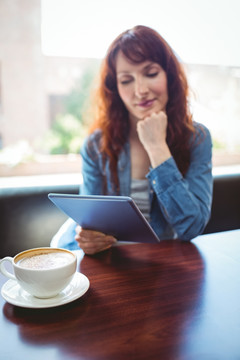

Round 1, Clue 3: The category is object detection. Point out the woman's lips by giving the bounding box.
[137,99,155,108]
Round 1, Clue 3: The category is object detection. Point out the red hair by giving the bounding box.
[89,25,194,193]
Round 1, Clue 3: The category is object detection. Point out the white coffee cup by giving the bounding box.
[0,247,77,298]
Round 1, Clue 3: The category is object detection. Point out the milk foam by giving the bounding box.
[17,252,73,269]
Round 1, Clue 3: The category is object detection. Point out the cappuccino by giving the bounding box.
[0,247,77,298]
[17,251,73,270]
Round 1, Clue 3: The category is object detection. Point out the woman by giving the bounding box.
[52,25,213,254]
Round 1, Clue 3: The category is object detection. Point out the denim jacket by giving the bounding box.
[52,122,213,249]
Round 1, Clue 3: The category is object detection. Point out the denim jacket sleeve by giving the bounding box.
[80,131,104,195]
[147,123,213,241]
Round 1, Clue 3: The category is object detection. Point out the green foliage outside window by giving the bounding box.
[43,114,88,154]
[43,67,97,155]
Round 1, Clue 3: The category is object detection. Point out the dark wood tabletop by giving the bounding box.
[1,229,240,360]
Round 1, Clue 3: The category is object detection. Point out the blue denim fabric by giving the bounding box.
[54,122,213,249]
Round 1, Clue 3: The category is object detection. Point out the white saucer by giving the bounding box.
[1,272,90,309]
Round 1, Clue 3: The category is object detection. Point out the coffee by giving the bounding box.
[17,251,73,270]
[1,247,77,298]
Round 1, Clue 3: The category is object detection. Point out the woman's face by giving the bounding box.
[116,51,168,124]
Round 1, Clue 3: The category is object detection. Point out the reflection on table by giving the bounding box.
[1,229,240,360]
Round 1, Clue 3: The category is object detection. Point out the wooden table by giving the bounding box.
[1,229,240,360]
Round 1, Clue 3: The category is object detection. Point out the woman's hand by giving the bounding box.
[75,226,117,255]
[136,111,171,168]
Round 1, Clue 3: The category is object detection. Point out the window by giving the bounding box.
[0,0,239,181]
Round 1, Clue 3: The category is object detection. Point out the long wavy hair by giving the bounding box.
[88,25,194,193]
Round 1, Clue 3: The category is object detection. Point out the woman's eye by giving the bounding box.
[147,72,158,78]
[120,79,132,85]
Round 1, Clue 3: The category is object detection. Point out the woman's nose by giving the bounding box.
[134,77,148,97]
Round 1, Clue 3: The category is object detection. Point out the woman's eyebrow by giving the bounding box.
[116,62,159,76]
[143,62,159,71]
[117,71,131,75]
[116,70,136,79]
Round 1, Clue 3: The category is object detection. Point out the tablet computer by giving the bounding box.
[48,193,160,243]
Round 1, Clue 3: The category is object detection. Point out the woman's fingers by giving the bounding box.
[75,227,117,255]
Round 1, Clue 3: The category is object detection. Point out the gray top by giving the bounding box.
[131,179,150,221]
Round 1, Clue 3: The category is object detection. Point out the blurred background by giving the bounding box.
[0,0,239,180]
